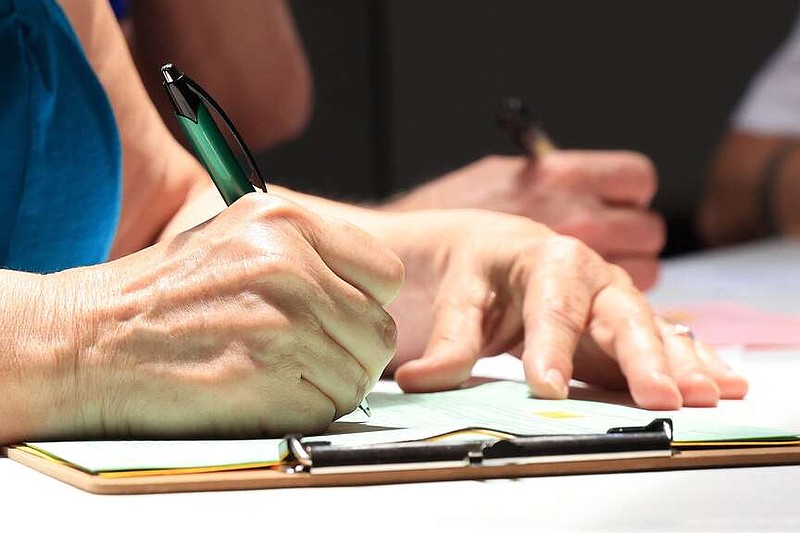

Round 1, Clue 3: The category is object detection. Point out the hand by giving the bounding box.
[48,194,403,439]
[384,152,665,290]
[385,210,746,409]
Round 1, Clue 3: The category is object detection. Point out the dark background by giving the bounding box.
[257,1,798,256]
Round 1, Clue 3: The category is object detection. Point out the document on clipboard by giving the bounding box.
[5,380,799,494]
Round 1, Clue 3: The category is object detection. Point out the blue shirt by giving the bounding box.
[0,0,121,273]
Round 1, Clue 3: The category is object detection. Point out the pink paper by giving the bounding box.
[657,302,800,348]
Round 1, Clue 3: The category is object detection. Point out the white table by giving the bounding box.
[3,240,800,532]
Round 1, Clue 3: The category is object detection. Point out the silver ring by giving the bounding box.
[672,323,694,340]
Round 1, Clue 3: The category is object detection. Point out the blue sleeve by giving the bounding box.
[0,0,122,273]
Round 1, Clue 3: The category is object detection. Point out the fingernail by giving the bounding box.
[650,371,682,396]
[681,373,721,407]
[545,369,569,398]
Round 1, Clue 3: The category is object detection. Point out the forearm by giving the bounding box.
[699,131,800,245]
[379,156,529,213]
[58,0,206,258]
[129,0,312,151]
[0,271,84,444]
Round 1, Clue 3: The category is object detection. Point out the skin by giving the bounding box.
[0,0,747,445]
[128,0,312,151]
[384,154,666,290]
[700,130,800,246]
[242,189,748,409]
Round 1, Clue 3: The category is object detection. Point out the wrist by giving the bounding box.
[759,142,795,236]
[0,269,96,442]
[770,144,800,235]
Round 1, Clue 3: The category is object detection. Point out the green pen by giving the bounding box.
[161,63,267,202]
[161,62,371,420]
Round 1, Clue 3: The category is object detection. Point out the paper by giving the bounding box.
[26,439,289,475]
[361,381,798,445]
[22,380,798,476]
[646,238,800,315]
[658,301,800,348]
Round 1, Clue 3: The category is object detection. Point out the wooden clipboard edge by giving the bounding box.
[4,444,800,495]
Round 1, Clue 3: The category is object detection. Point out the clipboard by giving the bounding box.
[4,419,800,495]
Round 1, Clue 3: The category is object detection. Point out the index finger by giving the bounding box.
[305,215,405,306]
[248,194,405,306]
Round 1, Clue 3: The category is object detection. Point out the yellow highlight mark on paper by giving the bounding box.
[534,411,583,419]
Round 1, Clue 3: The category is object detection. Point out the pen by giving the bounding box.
[160,63,267,203]
[160,62,371,419]
[496,97,557,159]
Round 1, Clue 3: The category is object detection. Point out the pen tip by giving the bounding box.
[160,63,182,83]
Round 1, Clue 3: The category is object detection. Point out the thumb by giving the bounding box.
[394,275,489,393]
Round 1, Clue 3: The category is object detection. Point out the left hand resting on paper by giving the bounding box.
[383,210,747,409]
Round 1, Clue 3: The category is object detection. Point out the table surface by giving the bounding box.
[3,239,800,533]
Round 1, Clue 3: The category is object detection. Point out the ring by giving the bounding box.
[672,323,694,340]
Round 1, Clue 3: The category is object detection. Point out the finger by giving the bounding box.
[608,257,660,291]
[655,317,721,407]
[587,271,683,410]
[694,340,749,399]
[518,239,601,400]
[540,150,658,207]
[394,271,492,393]
[247,194,404,306]
[255,239,397,384]
[291,329,373,419]
[563,209,665,258]
[257,377,340,437]
[305,214,405,306]
[203,373,337,438]
[309,264,398,381]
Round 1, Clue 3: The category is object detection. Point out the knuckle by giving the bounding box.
[622,152,659,201]
[235,191,282,214]
[351,371,371,410]
[244,194,312,229]
[384,254,406,299]
[539,295,588,333]
[377,311,399,355]
[548,235,595,265]
[388,252,406,285]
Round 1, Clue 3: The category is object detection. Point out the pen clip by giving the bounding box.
[181,75,268,194]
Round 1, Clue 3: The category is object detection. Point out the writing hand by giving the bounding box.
[46,194,403,439]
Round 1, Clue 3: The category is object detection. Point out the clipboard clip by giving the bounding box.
[608,418,673,439]
[284,418,674,474]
